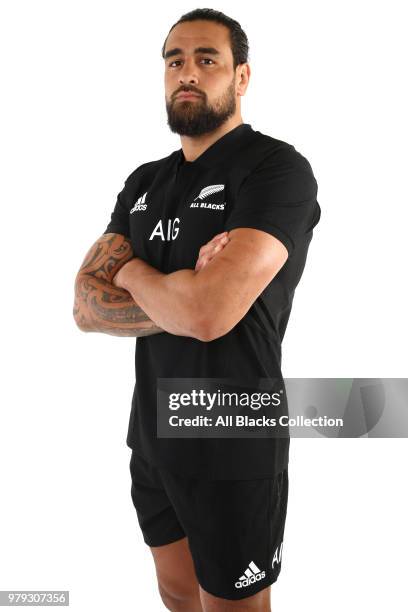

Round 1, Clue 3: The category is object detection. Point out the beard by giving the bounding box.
[166,77,237,136]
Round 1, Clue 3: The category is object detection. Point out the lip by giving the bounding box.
[176,92,202,99]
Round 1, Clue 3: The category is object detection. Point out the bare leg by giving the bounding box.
[149,536,203,611]
[199,584,271,612]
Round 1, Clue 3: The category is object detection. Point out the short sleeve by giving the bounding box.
[225,146,321,257]
[103,181,131,239]
[103,163,149,238]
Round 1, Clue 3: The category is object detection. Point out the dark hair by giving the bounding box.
[161,8,249,70]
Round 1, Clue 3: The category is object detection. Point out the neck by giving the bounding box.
[179,117,244,162]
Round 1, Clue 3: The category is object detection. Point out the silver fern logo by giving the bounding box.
[194,184,225,200]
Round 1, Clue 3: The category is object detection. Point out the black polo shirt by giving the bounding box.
[103,123,321,479]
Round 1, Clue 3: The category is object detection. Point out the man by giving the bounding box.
[73,8,321,612]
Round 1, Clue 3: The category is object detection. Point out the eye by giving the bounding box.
[168,58,215,67]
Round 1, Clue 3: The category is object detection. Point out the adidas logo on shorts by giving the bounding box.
[234,561,266,589]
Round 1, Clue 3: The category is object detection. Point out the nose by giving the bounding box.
[178,57,199,86]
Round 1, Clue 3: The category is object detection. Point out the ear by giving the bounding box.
[236,63,250,96]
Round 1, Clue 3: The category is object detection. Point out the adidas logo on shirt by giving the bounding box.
[130,191,148,214]
[234,561,266,589]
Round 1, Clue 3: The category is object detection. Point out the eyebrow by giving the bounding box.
[164,46,221,60]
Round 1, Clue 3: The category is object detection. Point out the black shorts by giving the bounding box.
[129,450,289,601]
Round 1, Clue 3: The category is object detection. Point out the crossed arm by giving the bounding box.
[73,228,288,341]
[73,231,231,337]
[73,233,160,337]
[112,228,288,341]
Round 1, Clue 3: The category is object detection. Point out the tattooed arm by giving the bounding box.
[73,233,163,337]
[73,231,230,336]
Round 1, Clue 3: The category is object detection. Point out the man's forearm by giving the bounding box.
[117,257,204,339]
[73,233,164,337]
[107,230,235,340]
[114,228,280,343]
[74,274,163,337]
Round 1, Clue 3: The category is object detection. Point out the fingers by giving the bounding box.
[210,231,229,241]
[195,257,208,271]
[198,236,229,260]
[198,233,229,258]
[195,232,230,271]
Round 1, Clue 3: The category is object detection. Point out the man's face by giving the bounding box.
[164,20,241,136]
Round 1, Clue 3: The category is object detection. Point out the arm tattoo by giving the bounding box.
[73,233,163,337]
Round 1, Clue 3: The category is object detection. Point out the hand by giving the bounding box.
[195,231,230,272]
[112,259,133,288]
[112,268,123,288]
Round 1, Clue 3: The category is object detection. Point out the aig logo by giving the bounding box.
[149,218,180,241]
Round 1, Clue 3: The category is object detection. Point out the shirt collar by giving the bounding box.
[175,123,253,170]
